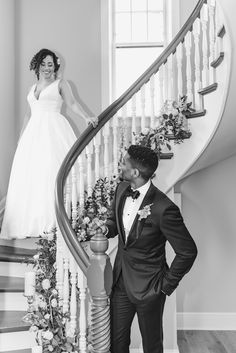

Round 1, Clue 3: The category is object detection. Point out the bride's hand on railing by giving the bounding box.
[87,116,98,128]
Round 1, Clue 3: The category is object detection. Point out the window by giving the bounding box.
[114,0,165,98]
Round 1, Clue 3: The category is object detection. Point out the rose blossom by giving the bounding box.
[42,279,51,290]
[42,330,53,340]
[51,298,57,308]
[44,314,50,320]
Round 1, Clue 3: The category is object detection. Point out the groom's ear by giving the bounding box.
[133,168,140,178]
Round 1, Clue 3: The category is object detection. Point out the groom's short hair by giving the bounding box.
[127,145,159,181]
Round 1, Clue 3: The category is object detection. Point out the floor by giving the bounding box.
[177,331,236,353]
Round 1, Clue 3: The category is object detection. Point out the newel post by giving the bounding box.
[87,229,113,353]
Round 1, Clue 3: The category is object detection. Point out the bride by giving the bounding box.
[0,48,97,239]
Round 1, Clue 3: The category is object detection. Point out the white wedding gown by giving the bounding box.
[0,79,77,239]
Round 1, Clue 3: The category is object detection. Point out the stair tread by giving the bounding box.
[0,238,38,250]
[0,311,30,333]
[0,348,32,353]
[0,276,24,292]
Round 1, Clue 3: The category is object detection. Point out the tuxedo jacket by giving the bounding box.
[106,181,197,303]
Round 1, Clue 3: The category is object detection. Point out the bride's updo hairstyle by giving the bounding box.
[30,48,60,79]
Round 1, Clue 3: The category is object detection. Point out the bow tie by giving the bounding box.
[125,185,140,200]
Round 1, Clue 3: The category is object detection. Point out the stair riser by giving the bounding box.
[0,292,27,311]
[0,262,33,278]
[0,331,36,351]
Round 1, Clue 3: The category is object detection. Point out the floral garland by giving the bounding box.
[133,96,193,157]
[75,175,119,242]
[23,230,78,353]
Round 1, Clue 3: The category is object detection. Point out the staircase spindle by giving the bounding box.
[62,257,70,313]
[85,143,93,197]
[94,131,101,181]
[208,0,216,83]
[193,18,202,109]
[69,256,77,335]
[176,42,183,97]
[140,85,146,131]
[78,267,88,353]
[112,116,119,175]
[71,167,77,230]
[185,31,193,103]
[103,123,110,177]
[201,3,209,87]
[150,75,155,128]
[131,95,137,143]
[157,65,164,116]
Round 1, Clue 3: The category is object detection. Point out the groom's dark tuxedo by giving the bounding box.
[106,180,197,353]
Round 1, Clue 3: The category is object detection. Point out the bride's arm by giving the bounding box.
[18,104,31,141]
[59,79,98,127]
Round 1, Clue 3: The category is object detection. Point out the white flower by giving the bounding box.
[51,298,57,308]
[33,254,40,261]
[42,330,53,341]
[83,216,90,224]
[42,279,51,290]
[142,128,150,135]
[29,325,38,332]
[48,345,54,352]
[137,203,153,221]
[99,206,107,214]
[66,327,75,338]
[51,289,58,296]
[44,314,50,320]
[47,233,54,242]
[38,300,47,309]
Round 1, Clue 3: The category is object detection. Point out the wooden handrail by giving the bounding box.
[55,0,206,274]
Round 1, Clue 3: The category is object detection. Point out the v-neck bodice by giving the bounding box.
[27,79,63,114]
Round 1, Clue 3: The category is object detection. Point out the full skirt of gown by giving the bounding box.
[0,79,77,239]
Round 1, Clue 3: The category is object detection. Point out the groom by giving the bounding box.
[106,145,198,353]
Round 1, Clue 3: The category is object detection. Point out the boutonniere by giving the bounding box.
[137,203,153,221]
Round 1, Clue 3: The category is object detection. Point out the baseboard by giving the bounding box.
[130,349,179,353]
[177,312,236,330]
[130,348,179,353]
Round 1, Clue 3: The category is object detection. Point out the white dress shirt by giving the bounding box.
[122,179,151,241]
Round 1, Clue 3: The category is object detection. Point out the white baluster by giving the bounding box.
[131,95,137,143]
[163,62,168,102]
[65,175,71,220]
[78,267,88,353]
[167,55,174,101]
[71,166,77,230]
[208,0,216,83]
[103,123,110,177]
[85,143,93,197]
[150,75,155,128]
[69,256,77,335]
[201,4,209,88]
[193,18,202,110]
[176,42,183,97]
[140,85,146,131]
[56,228,64,304]
[94,131,101,181]
[63,257,70,314]
[157,66,164,116]
[185,31,193,103]
[78,154,85,211]
[112,115,119,174]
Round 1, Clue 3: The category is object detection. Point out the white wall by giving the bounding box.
[177,154,236,314]
[180,0,199,26]
[0,0,16,199]
[0,0,102,197]
[15,0,101,138]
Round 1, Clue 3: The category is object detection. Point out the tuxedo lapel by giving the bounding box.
[115,183,129,244]
[126,183,156,247]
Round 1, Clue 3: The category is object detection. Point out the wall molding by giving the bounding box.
[177,312,236,330]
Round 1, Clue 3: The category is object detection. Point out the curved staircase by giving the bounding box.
[0,0,233,352]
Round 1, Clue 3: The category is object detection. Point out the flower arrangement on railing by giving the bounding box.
[75,175,119,242]
[133,96,193,157]
[23,230,78,353]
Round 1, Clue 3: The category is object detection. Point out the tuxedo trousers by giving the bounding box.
[110,273,166,353]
